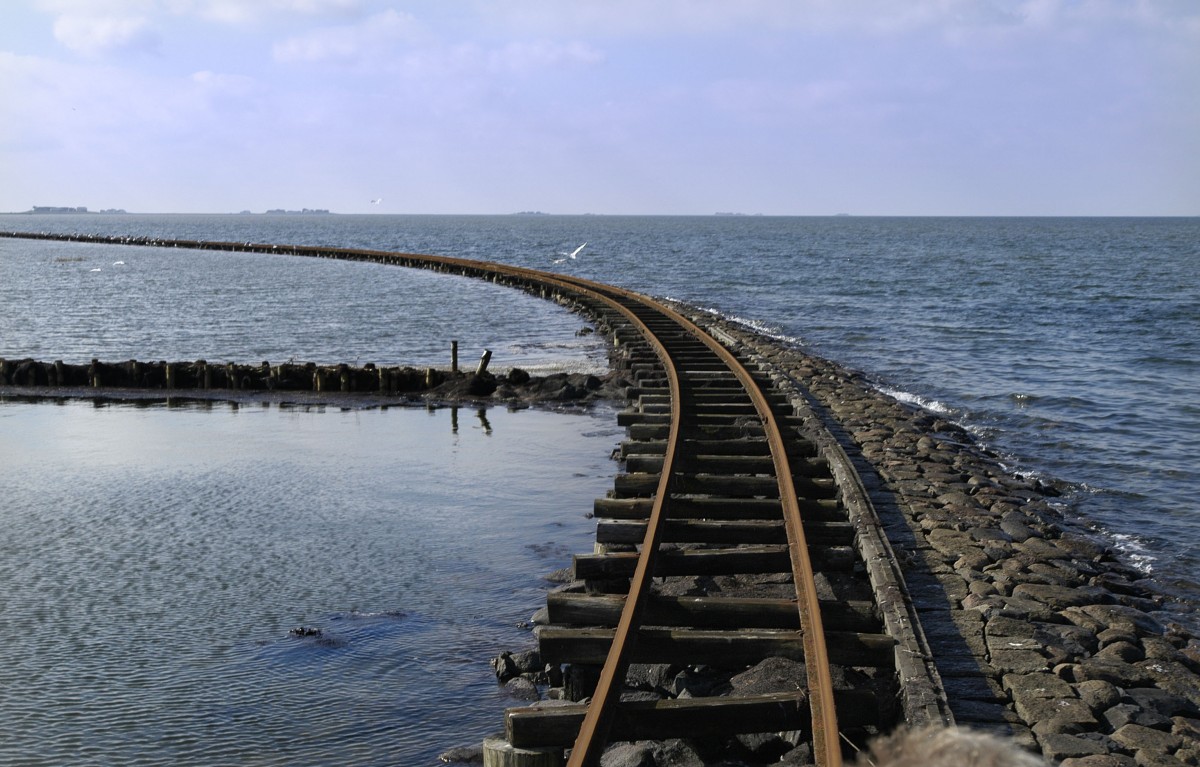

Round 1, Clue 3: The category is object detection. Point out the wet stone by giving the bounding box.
[1001,517,1038,543]
[1004,671,1076,700]
[1077,679,1123,713]
[927,528,978,558]
[1103,703,1172,731]
[955,549,992,571]
[1098,628,1141,648]
[992,648,1051,675]
[1171,715,1200,740]
[993,595,1061,622]
[1139,661,1200,708]
[1059,756,1139,767]
[988,633,1043,655]
[1040,733,1110,761]
[1016,696,1098,731]
[1038,623,1100,660]
[988,615,1040,639]
[1076,658,1156,688]
[1028,561,1088,586]
[1097,641,1146,664]
[1109,723,1181,753]
[600,742,656,767]
[1063,605,1166,637]
[1013,583,1112,609]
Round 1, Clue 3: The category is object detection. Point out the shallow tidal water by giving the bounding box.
[0,399,622,766]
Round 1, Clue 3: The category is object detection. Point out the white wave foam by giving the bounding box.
[666,299,805,347]
[1108,532,1156,574]
[877,385,953,415]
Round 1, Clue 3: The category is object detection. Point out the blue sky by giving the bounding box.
[2,1,1197,215]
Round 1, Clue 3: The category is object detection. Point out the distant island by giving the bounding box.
[262,208,331,215]
[25,206,127,214]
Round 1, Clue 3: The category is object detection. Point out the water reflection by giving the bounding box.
[450,406,494,436]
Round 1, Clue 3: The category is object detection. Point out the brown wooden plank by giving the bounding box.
[626,453,829,475]
[538,627,894,667]
[573,545,856,578]
[545,592,880,633]
[614,472,837,499]
[594,519,853,546]
[592,496,843,522]
[505,690,880,748]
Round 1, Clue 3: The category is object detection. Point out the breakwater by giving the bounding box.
[0,356,445,393]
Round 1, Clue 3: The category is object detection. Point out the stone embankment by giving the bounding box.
[689,308,1200,766]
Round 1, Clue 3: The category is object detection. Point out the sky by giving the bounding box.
[1,1,1197,216]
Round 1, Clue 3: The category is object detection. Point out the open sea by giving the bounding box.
[1,213,1198,764]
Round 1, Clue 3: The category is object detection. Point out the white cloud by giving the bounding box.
[486,41,604,74]
[166,0,363,25]
[272,9,426,65]
[52,13,160,56]
[273,9,602,81]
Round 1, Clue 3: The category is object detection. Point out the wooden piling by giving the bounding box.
[477,349,493,375]
[452,340,459,373]
[482,737,563,767]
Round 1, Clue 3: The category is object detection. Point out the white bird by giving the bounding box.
[568,242,586,259]
[370,198,382,205]
[112,260,125,266]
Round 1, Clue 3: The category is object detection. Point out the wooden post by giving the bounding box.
[197,360,210,390]
[53,360,65,386]
[90,358,101,388]
[339,364,351,393]
[165,362,175,389]
[482,737,563,767]
[452,340,459,373]
[477,349,493,375]
[227,363,238,390]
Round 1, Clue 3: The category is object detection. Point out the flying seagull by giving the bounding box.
[370,198,382,205]
[568,242,586,259]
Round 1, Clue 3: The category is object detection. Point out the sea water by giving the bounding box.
[1,213,1198,762]
[0,399,621,765]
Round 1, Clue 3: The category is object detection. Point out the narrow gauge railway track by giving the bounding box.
[2,232,952,765]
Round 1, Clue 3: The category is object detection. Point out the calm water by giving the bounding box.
[1,214,1198,761]
[0,399,621,765]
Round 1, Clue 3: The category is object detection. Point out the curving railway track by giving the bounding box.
[1,232,952,765]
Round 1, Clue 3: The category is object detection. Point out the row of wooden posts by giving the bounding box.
[0,343,494,394]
